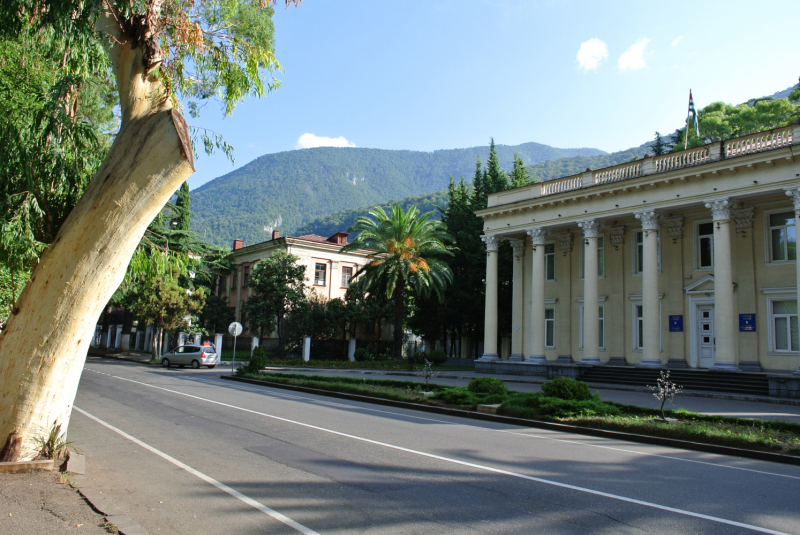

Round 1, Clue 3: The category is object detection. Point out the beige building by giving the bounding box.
[218,231,388,338]
[475,124,800,375]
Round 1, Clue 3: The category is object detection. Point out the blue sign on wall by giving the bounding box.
[739,314,756,332]
[669,315,683,332]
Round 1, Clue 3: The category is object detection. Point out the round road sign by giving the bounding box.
[228,322,243,336]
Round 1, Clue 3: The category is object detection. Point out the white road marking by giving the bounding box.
[73,407,320,535]
[80,369,793,535]
[145,369,800,482]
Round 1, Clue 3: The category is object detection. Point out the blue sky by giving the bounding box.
[187,0,800,189]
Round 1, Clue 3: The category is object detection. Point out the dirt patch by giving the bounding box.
[0,470,115,534]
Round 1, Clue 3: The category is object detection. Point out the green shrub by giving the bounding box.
[541,377,592,401]
[425,350,447,365]
[244,346,268,374]
[500,391,620,418]
[467,377,508,396]
[353,348,368,362]
[433,387,480,406]
[414,351,427,364]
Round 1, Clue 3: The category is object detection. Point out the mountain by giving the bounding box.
[190,142,605,247]
[296,144,651,238]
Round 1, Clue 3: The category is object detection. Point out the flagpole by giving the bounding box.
[684,89,691,150]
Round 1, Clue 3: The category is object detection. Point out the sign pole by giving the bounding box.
[228,322,243,375]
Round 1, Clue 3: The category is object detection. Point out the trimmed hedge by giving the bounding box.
[467,377,508,396]
[541,377,593,401]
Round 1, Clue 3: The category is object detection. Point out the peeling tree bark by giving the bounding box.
[0,16,194,461]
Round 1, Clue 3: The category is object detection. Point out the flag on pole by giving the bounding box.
[688,90,699,136]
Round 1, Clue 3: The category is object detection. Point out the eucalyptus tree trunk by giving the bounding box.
[0,11,194,461]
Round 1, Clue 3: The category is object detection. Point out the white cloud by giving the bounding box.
[618,38,650,71]
[576,38,608,71]
[671,35,684,46]
[296,133,356,149]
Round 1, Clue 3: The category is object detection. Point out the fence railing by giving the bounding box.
[593,161,640,184]
[654,146,709,172]
[541,173,582,196]
[724,127,793,158]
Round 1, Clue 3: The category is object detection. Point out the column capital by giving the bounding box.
[607,225,625,245]
[481,234,500,252]
[527,227,547,245]
[704,197,732,220]
[785,187,800,210]
[731,207,754,230]
[662,217,684,239]
[577,219,600,238]
[507,239,525,257]
[556,232,574,252]
[634,209,659,230]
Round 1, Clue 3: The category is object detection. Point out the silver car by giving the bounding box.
[161,345,219,369]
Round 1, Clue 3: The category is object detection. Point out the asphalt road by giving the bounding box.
[69,356,800,534]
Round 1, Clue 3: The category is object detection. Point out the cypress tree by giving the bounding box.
[485,138,508,194]
[173,181,192,232]
[509,153,531,187]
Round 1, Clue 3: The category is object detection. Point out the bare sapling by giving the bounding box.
[648,371,683,420]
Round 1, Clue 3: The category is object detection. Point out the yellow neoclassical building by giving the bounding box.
[474,124,800,377]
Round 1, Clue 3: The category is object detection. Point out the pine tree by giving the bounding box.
[470,156,487,211]
[173,181,192,232]
[509,153,531,187]
[485,138,508,194]
[650,132,668,156]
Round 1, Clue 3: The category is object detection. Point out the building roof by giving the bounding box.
[293,234,333,243]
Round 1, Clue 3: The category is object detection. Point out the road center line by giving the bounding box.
[73,406,320,535]
[82,369,792,535]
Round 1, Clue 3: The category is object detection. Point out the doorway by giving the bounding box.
[695,304,716,368]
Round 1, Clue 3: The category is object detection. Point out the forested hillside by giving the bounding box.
[190,142,605,246]
[297,143,650,238]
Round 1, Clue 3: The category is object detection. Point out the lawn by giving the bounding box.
[232,371,800,457]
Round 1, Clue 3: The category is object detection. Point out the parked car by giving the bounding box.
[161,345,219,369]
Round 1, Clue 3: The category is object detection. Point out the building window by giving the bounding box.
[633,302,662,350]
[579,304,604,349]
[579,235,604,279]
[770,299,799,352]
[695,221,714,270]
[633,230,661,274]
[545,243,555,281]
[231,268,237,289]
[545,307,555,348]
[341,266,353,287]
[243,266,250,288]
[314,263,327,285]
[768,211,796,263]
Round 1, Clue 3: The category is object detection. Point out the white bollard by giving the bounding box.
[194,333,201,345]
[303,336,311,362]
[348,338,357,362]
[178,332,186,346]
[251,336,259,357]
[115,325,123,349]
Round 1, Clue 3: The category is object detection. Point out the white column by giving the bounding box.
[178,332,186,346]
[194,333,202,345]
[348,337,357,362]
[635,210,662,367]
[785,188,800,376]
[214,333,223,353]
[478,234,501,361]
[303,336,311,362]
[508,239,525,361]
[578,220,601,364]
[114,325,123,349]
[251,336,259,356]
[704,198,739,371]
[526,227,547,363]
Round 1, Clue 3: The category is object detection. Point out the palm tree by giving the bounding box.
[342,205,454,360]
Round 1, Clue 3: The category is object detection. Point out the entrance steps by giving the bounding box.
[580,366,770,397]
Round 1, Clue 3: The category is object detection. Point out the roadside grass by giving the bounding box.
[235,371,800,456]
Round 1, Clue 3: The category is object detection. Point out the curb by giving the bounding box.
[221,374,800,467]
[0,460,54,474]
[261,367,800,406]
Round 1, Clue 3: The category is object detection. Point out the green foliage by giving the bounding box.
[425,349,447,365]
[173,182,192,232]
[33,421,74,461]
[353,348,368,362]
[342,204,454,359]
[285,292,337,345]
[541,377,593,401]
[499,392,620,419]
[467,377,508,396]
[509,153,532,187]
[241,251,307,341]
[243,345,268,374]
[190,143,606,247]
[199,294,235,333]
[650,131,668,156]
